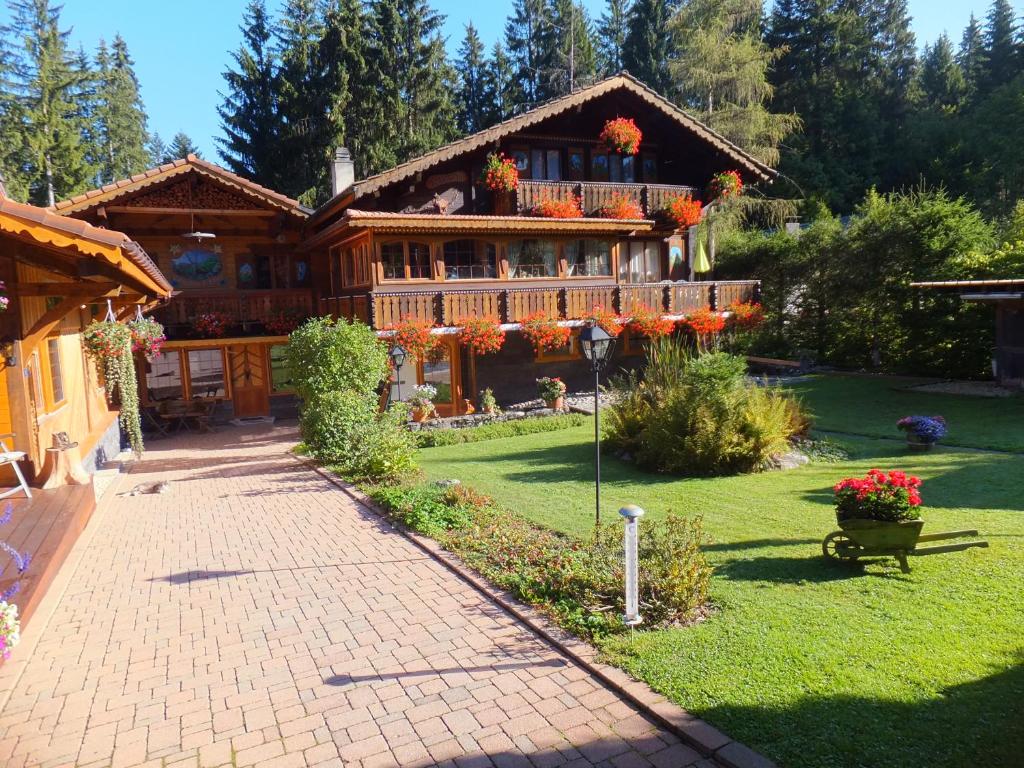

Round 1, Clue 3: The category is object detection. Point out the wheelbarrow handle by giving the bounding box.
[916,529,980,542]
[912,540,989,556]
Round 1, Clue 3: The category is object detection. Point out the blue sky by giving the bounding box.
[1,0,1018,159]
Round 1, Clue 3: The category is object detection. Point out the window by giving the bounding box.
[342,247,356,286]
[146,351,184,401]
[622,155,636,183]
[620,241,661,283]
[187,349,226,399]
[531,149,545,180]
[610,155,623,183]
[591,152,609,182]
[641,153,658,183]
[409,242,431,279]
[508,239,557,278]
[237,254,272,289]
[422,347,453,405]
[268,345,293,393]
[46,337,64,405]
[546,149,562,181]
[380,242,405,280]
[567,148,584,181]
[536,330,580,362]
[443,240,496,279]
[565,240,612,277]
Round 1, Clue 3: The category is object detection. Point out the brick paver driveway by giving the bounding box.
[0,425,714,768]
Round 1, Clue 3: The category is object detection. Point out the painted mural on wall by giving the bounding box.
[170,245,223,280]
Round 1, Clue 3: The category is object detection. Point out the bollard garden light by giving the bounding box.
[619,505,644,627]
[389,344,407,405]
[578,324,616,528]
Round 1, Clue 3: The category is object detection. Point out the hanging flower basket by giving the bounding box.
[480,152,519,192]
[520,311,571,352]
[588,305,624,338]
[600,117,643,155]
[664,194,703,229]
[83,318,144,455]
[458,318,505,356]
[128,317,166,358]
[83,320,132,359]
[390,319,442,362]
[629,305,675,338]
[194,311,233,338]
[708,170,743,200]
[595,192,644,220]
[532,194,583,219]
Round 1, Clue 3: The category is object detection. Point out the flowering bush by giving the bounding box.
[410,383,437,412]
[194,311,232,338]
[588,305,624,337]
[520,311,571,352]
[0,280,8,312]
[536,376,567,403]
[127,317,166,358]
[834,469,923,522]
[480,152,519,192]
[897,415,947,443]
[600,117,643,155]
[263,307,305,336]
[0,600,19,660]
[596,193,644,220]
[683,307,727,337]
[726,301,764,332]
[665,194,703,228]
[708,170,743,200]
[532,194,583,218]
[389,319,441,362]
[629,305,675,338]
[458,317,505,356]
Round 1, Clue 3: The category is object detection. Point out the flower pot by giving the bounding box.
[905,433,936,451]
[412,407,432,423]
[463,399,475,415]
[493,191,514,215]
[836,518,924,550]
[545,397,565,410]
[482,406,496,415]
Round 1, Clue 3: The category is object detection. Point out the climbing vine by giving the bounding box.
[83,320,144,456]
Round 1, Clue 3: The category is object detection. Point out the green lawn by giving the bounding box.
[417,377,1024,768]
[785,373,1024,452]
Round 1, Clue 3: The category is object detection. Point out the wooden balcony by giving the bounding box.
[371,280,759,328]
[154,289,315,329]
[516,180,699,218]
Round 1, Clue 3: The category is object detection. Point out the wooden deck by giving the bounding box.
[0,482,96,629]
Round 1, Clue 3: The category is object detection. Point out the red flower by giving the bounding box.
[588,305,624,338]
[532,194,583,218]
[629,305,675,338]
[520,311,571,352]
[600,117,643,155]
[682,307,726,337]
[665,194,703,228]
[709,170,743,200]
[458,317,506,356]
[389,320,442,361]
[596,193,644,220]
[480,152,519,192]
[726,301,764,332]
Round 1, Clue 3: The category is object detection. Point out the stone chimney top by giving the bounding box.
[330,148,355,197]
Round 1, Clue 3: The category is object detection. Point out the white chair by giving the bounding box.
[0,433,32,500]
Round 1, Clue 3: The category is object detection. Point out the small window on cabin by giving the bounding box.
[641,153,658,183]
[293,258,310,287]
[237,254,272,289]
[443,240,496,280]
[531,149,546,180]
[508,239,557,279]
[268,345,293,393]
[546,150,562,181]
[342,247,357,286]
[622,156,636,183]
[567,148,584,181]
[380,242,405,280]
[147,350,184,401]
[591,152,609,182]
[187,349,226,399]
[409,242,432,279]
[609,155,623,183]
[565,240,612,277]
[46,337,65,406]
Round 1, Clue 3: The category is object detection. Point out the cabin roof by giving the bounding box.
[50,155,311,217]
[0,196,172,296]
[311,72,778,227]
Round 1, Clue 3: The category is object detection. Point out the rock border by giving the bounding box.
[293,454,777,768]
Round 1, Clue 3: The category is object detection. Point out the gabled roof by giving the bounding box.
[51,155,311,217]
[0,196,171,296]
[311,72,777,226]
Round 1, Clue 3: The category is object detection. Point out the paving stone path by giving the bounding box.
[0,425,720,768]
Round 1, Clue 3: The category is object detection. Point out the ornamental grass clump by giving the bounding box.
[833,469,923,523]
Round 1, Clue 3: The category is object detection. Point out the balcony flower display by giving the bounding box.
[532,194,583,219]
[458,317,505,356]
[480,152,519,192]
[521,311,571,352]
[596,192,644,220]
[600,117,643,155]
[709,170,743,200]
[390,319,442,362]
[536,376,567,409]
[128,316,166,358]
[897,415,947,450]
[263,307,305,336]
[409,384,437,422]
[194,311,232,338]
[834,469,922,523]
[726,301,764,332]
[629,305,675,338]
[588,305,624,337]
[665,193,703,228]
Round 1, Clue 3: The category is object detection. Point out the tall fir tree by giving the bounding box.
[981,0,1020,92]
[670,0,798,167]
[456,23,489,134]
[71,44,101,185]
[871,0,917,190]
[317,0,367,185]
[622,0,673,94]
[958,13,987,100]
[483,41,517,124]
[165,132,201,161]
[596,0,631,75]
[0,34,27,200]
[147,132,168,166]
[94,34,149,183]
[3,0,93,205]
[504,0,553,109]
[544,0,598,95]
[918,34,967,112]
[217,0,281,187]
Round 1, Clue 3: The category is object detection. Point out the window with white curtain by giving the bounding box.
[508,239,557,278]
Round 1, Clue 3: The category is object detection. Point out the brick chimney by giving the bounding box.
[330,147,355,197]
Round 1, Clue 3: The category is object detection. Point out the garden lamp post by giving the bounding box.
[389,345,407,406]
[579,324,616,529]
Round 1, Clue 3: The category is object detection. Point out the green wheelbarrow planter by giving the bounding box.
[822,518,989,573]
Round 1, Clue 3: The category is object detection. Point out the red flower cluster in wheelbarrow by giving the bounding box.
[834,469,922,506]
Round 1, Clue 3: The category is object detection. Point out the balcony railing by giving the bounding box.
[516,180,699,218]
[154,289,315,328]
[370,280,758,328]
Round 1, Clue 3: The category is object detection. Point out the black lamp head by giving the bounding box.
[579,324,614,365]
[389,344,407,369]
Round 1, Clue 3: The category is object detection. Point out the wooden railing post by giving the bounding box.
[710,282,718,311]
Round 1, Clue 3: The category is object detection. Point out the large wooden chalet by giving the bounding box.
[49,73,771,419]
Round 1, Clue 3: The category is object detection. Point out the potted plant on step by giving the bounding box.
[409,384,437,423]
[537,377,567,410]
[897,415,946,450]
[831,469,924,552]
[479,388,500,416]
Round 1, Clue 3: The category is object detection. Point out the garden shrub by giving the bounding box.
[414,413,586,447]
[286,316,389,401]
[368,483,473,536]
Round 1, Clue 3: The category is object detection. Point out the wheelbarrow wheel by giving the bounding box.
[823,531,863,561]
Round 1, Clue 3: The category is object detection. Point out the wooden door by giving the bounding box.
[228,344,270,417]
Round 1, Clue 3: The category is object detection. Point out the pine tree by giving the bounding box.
[504,0,553,109]
[0,31,27,200]
[622,0,673,94]
[317,0,365,183]
[147,132,168,165]
[94,34,149,183]
[217,0,281,187]
[544,0,597,95]
[871,0,917,190]
[981,0,1020,92]
[919,34,967,112]
[456,23,489,134]
[72,44,101,185]
[483,41,517,124]
[596,0,631,75]
[3,0,94,205]
[166,132,201,161]
[959,13,987,99]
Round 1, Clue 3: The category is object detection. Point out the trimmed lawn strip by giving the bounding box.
[418,423,1024,768]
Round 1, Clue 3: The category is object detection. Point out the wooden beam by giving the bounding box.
[104,206,276,217]
[9,282,121,297]
[21,295,83,358]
